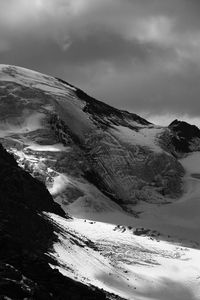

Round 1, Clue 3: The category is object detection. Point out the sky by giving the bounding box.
[1,0,200,126]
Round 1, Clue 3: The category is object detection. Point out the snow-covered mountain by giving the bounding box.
[0,65,186,214]
[1,64,200,300]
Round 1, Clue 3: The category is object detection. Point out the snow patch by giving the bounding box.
[0,112,45,137]
[26,143,70,152]
[111,125,164,153]
[48,174,70,196]
[180,152,200,174]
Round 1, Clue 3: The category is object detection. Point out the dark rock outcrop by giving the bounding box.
[169,119,200,153]
[0,143,110,299]
[57,77,151,128]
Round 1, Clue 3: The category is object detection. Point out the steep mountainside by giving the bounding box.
[0,142,118,299]
[0,65,186,218]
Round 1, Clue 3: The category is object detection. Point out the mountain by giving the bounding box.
[0,64,187,216]
[1,64,200,300]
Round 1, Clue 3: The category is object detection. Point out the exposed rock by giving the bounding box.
[168,119,200,153]
[0,143,113,299]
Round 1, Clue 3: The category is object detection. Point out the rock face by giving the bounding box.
[0,143,64,215]
[0,143,111,299]
[168,119,200,153]
[0,65,186,216]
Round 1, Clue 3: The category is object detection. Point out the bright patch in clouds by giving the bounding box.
[35,0,43,7]
[132,16,174,45]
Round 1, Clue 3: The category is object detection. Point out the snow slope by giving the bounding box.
[64,152,200,243]
[0,64,76,96]
[180,152,200,174]
[48,214,200,300]
[111,125,164,153]
[46,150,200,300]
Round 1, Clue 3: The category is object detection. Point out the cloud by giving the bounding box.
[1,0,200,123]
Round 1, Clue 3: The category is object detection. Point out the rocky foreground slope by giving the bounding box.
[0,142,119,299]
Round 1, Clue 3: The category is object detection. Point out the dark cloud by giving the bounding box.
[1,0,200,124]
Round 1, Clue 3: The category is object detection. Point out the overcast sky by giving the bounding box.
[1,0,200,125]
